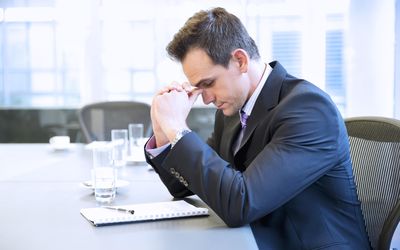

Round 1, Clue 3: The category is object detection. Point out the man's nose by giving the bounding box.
[201,90,214,105]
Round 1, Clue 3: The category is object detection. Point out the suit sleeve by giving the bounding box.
[149,90,344,227]
[145,109,221,198]
[145,144,194,198]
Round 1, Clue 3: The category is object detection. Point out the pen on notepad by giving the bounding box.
[102,206,135,214]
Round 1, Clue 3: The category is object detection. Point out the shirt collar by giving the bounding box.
[241,63,271,117]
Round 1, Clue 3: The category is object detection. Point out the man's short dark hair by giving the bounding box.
[166,7,260,67]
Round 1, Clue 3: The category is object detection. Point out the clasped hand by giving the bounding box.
[151,82,202,147]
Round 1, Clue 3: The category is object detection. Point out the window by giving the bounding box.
[326,29,345,112]
[0,5,81,107]
[326,14,346,113]
[272,31,302,77]
[0,0,397,119]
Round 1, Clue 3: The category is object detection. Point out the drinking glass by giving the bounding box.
[128,123,144,160]
[111,129,128,167]
[92,144,116,203]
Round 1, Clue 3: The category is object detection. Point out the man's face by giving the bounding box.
[182,48,249,116]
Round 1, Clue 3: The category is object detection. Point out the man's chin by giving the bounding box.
[222,108,236,117]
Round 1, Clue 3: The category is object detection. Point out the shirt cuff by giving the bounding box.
[145,136,170,158]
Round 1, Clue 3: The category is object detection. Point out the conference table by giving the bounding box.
[0,143,258,250]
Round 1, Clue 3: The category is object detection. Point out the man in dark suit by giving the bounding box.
[145,7,371,250]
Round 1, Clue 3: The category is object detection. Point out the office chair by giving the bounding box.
[77,101,152,143]
[345,116,400,250]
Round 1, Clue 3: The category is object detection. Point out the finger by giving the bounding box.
[188,88,202,106]
[157,84,185,95]
[182,82,198,93]
[168,81,184,91]
[157,87,169,95]
[188,87,202,97]
[182,82,192,92]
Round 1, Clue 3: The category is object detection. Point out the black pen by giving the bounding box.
[102,206,135,214]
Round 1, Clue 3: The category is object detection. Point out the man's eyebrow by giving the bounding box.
[193,78,214,88]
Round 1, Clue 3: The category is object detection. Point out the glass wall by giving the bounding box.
[0,0,397,118]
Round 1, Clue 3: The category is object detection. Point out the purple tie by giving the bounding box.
[240,111,249,129]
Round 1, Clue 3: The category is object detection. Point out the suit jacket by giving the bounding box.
[146,61,371,250]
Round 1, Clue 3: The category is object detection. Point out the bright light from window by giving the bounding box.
[30,24,55,69]
[104,69,130,93]
[133,72,155,93]
[31,95,58,107]
[5,7,55,22]
[31,73,56,92]
[0,0,395,119]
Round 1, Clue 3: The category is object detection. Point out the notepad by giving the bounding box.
[80,200,209,226]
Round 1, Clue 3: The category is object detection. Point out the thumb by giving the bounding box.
[188,88,202,106]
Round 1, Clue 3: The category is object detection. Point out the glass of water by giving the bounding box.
[92,144,116,203]
[128,123,144,160]
[111,129,128,167]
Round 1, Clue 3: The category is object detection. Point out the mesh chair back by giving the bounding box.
[78,101,152,143]
[345,116,400,250]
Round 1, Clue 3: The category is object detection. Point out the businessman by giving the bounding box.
[145,7,371,249]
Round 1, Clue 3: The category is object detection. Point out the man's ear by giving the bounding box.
[232,49,249,73]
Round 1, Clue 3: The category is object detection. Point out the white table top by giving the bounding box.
[0,143,258,250]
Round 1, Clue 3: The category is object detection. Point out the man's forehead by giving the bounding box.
[183,65,216,88]
[182,64,212,86]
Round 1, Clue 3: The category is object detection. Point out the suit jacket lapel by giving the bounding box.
[220,114,241,164]
[236,61,287,154]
